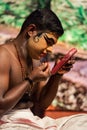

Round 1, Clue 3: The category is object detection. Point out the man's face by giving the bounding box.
[27,32,58,60]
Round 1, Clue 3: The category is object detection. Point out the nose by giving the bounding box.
[43,46,53,54]
[46,46,53,53]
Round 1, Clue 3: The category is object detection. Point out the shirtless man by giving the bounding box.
[0,8,73,118]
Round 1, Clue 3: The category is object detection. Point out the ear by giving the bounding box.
[27,24,37,36]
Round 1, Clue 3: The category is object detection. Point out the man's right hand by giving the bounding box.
[28,62,50,82]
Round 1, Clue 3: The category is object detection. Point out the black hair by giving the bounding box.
[19,8,64,37]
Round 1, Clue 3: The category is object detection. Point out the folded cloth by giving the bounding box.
[0,109,87,130]
[0,109,57,130]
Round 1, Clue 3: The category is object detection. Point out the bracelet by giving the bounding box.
[25,77,33,97]
[25,77,33,86]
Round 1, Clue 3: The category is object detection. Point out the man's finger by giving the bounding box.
[39,63,48,71]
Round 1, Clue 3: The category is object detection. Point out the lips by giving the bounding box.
[40,52,47,58]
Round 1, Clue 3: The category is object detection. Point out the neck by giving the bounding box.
[13,34,32,67]
[13,36,33,80]
[13,36,28,60]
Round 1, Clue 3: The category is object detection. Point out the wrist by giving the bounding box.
[25,76,33,86]
[54,73,63,77]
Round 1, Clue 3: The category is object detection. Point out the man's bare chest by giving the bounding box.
[10,58,30,86]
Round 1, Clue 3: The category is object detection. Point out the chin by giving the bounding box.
[32,56,40,60]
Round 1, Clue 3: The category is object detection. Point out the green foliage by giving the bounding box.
[0,0,33,28]
[51,0,87,50]
[0,0,51,27]
[37,0,51,9]
[0,0,87,50]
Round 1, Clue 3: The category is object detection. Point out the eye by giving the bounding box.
[37,32,43,37]
[44,34,55,46]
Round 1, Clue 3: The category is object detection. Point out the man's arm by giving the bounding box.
[31,74,62,118]
[31,58,75,117]
[0,48,31,117]
[39,74,62,107]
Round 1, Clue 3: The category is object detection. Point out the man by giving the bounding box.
[1,8,85,130]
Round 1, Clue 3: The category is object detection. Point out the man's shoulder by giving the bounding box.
[0,44,10,55]
[0,44,12,62]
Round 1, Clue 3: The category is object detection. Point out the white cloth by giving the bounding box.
[0,109,87,130]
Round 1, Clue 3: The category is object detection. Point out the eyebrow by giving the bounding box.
[44,34,55,46]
